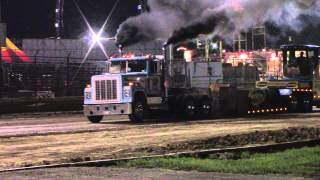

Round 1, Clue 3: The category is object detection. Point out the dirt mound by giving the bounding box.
[138,127,320,154]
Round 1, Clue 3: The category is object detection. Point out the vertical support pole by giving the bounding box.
[252,28,255,50]
[0,0,3,98]
[238,34,241,52]
[205,39,209,61]
[245,32,248,51]
[66,52,71,96]
[0,19,6,98]
[264,28,267,49]
[34,50,39,65]
[219,41,223,58]
[34,50,39,93]
[233,33,236,52]
[0,46,2,98]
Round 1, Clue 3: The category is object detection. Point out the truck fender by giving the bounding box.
[132,90,147,103]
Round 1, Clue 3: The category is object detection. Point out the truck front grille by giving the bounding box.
[95,80,118,101]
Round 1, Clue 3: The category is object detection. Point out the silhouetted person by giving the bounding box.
[296,52,311,77]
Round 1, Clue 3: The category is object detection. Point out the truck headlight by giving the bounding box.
[123,86,132,98]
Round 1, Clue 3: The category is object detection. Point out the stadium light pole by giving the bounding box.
[55,0,64,39]
[138,0,148,13]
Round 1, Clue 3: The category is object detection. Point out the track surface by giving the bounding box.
[1,112,320,138]
[0,114,129,138]
[1,112,320,170]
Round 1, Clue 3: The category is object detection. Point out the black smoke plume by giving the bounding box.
[167,12,229,45]
[116,0,320,47]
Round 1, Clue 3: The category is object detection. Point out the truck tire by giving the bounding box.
[182,98,196,119]
[198,98,212,118]
[129,99,147,122]
[289,96,299,113]
[88,116,103,123]
[301,98,313,113]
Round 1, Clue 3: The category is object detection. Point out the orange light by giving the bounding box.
[122,53,135,58]
[128,82,134,86]
[177,46,188,52]
[86,84,91,88]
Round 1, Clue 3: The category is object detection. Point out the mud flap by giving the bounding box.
[236,90,249,115]
[220,87,249,115]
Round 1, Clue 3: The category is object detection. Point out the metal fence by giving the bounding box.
[0,54,106,98]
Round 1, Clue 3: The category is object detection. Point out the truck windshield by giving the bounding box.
[285,50,314,78]
[109,60,147,73]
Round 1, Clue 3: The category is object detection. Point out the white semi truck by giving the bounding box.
[83,50,225,123]
[84,44,320,123]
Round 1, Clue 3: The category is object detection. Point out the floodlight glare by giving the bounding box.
[91,32,101,44]
[71,0,119,83]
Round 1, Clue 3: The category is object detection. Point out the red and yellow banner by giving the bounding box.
[1,38,31,63]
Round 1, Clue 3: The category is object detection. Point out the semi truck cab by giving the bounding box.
[84,55,165,123]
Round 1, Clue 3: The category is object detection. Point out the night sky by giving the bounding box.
[2,0,140,38]
[2,0,320,46]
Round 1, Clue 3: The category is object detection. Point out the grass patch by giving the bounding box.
[123,146,320,176]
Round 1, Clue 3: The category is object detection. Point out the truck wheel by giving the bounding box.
[129,99,147,122]
[88,116,103,123]
[183,98,196,119]
[199,98,212,118]
[301,98,313,113]
[289,96,299,113]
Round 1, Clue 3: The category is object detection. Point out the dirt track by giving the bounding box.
[0,113,320,170]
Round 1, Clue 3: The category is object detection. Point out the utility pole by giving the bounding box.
[0,0,7,98]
